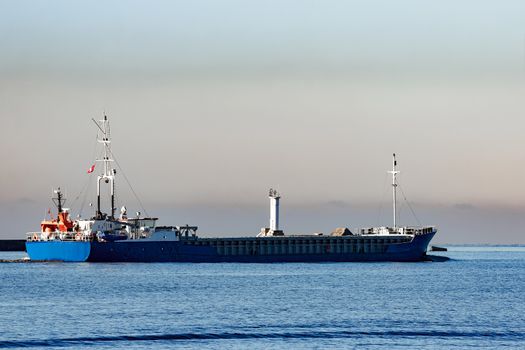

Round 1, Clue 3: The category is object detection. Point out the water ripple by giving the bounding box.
[1,330,523,348]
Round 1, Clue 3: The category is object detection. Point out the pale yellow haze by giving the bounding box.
[0,0,524,243]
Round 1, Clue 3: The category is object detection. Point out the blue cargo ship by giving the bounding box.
[26,117,437,262]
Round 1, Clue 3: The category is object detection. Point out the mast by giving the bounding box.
[52,187,64,213]
[388,153,399,229]
[93,115,116,219]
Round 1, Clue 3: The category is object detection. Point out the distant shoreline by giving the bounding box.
[0,240,25,251]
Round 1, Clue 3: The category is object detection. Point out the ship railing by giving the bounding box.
[359,226,436,236]
[26,232,93,242]
[400,226,436,235]
[155,226,179,232]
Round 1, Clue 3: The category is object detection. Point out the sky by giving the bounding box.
[1,0,524,243]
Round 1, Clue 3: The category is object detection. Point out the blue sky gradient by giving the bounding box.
[1,0,524,242]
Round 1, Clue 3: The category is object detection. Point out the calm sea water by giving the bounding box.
[0,246,524,349]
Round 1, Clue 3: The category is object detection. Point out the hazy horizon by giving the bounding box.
[1,0,524,243]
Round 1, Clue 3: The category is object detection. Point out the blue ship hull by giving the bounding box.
[25,231,435,263]
[26,241,91,262]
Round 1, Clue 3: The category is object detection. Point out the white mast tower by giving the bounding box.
[388,153,399,229]
[258,188,284,236]
[269,188,280,233]
[93,116,116,219]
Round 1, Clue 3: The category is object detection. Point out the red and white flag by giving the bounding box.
[87,164,95,174]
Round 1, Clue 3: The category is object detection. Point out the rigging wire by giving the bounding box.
[78,174,94,217]
[64,120,150,219]
[79,147,102,218]
[70,134,100,216]
[71,176,90,214]
[108,148,149,217]
[398,181,422,226]
[377,172,389,226]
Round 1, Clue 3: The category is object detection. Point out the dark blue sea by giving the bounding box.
[0,246,524,349]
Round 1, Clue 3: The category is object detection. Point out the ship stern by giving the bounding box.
[26,241,90,262]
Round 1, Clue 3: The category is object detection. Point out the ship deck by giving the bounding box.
[182,234,414,256]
